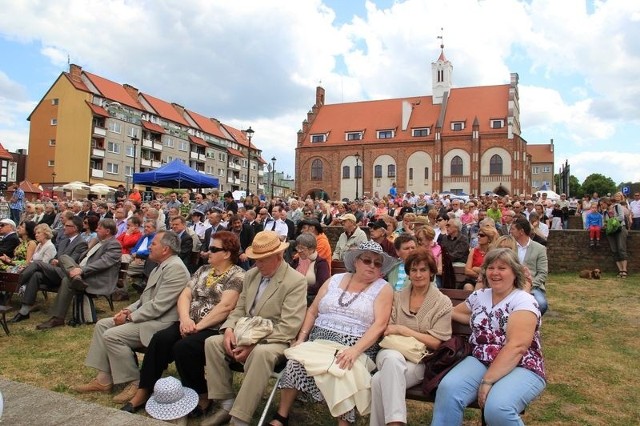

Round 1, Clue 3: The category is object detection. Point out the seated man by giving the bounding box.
[71,231,189,404]
[511,217,549,314]
[201,231,307,426]
[11,216,88,322]
[0,218,20,257]
[126,220,157,283]
[36,219,122,330]
[170,216,194,270]
[331,213,368,261]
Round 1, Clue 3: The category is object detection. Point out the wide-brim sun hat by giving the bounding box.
[343,241,398,276]
[145,376,198,421]
[245,230,289,259]
[299,218,324,234]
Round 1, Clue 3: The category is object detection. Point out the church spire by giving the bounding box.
[432,27,452,105]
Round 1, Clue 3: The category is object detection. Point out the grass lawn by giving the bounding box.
[1,272,639,425]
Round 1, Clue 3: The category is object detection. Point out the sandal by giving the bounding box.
[269,412,289,426]
[620,271,628,279]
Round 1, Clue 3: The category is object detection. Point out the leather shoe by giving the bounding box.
[10,312,30,323]
[69,277,88,292]
[72,378,113,393]
[120,402,144,413]
[36,316,65,330]
[201,408,231,426]
[112,382,139,404]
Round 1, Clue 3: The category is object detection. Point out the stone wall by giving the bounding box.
[323,226,638,274]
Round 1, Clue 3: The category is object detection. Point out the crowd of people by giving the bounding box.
[1,183,636,425]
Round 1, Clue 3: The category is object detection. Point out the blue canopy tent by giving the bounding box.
[132,160,219,189]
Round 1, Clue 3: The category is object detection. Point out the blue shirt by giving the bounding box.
[9,188,24,211]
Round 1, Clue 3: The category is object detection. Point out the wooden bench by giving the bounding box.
[330,260,347,275]
[0,272,20,335]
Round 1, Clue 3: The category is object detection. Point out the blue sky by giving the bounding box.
[0,0,638,186]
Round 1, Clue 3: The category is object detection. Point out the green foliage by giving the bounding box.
[553,174,581,197]
[580,173,617,197]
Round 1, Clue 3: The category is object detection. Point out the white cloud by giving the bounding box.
[558,151,640,184]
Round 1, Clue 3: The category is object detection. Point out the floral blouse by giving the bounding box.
[187,264,244,326]
[466,288,545,380]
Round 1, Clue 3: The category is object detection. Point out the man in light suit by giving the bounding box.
[11,216,88,322]
[511,218,549,314]
[36,218,122,330]
[71,231,189,404]
[201,231,306,426]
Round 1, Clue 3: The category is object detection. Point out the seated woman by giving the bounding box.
[81,215,99,244]
[32,223,57,264]
[121,231,245,416]
[415,226,442,288]
[117,216,142,263]
[463,225,498,291]
[0,221,37,271]
[270,241,395,426]
[291,233,330,306]
[370,248,452,426]
[431,248,546,426]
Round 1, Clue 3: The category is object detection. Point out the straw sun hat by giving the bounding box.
[245,231,289,259]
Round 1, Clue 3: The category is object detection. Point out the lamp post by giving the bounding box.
[354,152,360,200]
[271,156,276,200]
[244,126,254,196]
[51,171,56,197]
[130,136,139,189]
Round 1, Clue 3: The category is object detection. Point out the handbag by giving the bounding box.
[379,334,431,364]
[421,335,472,396]
[234,316,274,346]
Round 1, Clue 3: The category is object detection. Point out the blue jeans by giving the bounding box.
[531,287,548,315]
[432,356,546,426]
[10,208,21,224]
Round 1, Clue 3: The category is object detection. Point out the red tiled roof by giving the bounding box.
[221,124,257,149]
[185,110,229,140]
[189,135,208,147]
[304,84,510,146]
[140,93,190,126]
[527,144,554,163]
[227,147,245,158]
[0,143,13,160]
[257,156,267,164]
[86,101,109,117]
[64,73,90,92]
[19,180,42,194]
[83,72,144,110]
[141,120,165,134]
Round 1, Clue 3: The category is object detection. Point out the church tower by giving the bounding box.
[431,32,452,105]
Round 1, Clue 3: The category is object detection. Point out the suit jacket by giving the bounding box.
[126,255,190,346]
[221,260,307,345]
[0,232,20,257]
[178,231,194,266]
[522,240,548,291]
[40,212,56,226]
[77,237,122,296]
[202,225,222,251]
[55,235,89,276]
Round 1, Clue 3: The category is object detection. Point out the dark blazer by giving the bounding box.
[178,231,194,267]
[284,218,296,241]
[249,220,263,235]
[0,232,20,257]
[40,212,56,227]
[202,224,223,251]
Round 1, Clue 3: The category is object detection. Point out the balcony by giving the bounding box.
[258,170,265,176]
[91,148,105,158]
[142,138,154,148]
[91,168,104,178]
[228,162,241,171]
[227,176,235,184]
[152,160,162,168]
[141,158,152,167]
[235,178,241,184]
[481,174,511,183]
[93,126,107,137]
[190,152,198,160]
[153,142,163,151]
[258,184,265,190]
[198,153,206,162]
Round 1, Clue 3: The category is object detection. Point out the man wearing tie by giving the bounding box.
[11,216,88,323]
[200,210,224,259]
[201,231,306,426]
[35,218,122,330]
[71,231,189,404]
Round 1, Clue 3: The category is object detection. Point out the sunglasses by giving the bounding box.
[359,257,383,268]
[436,218,443,222]
[209,246,226,253]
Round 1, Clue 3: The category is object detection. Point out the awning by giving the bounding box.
[189,135,208,147]
[227,147,245,158]
[141,120,165,134]
[86,101,109,117]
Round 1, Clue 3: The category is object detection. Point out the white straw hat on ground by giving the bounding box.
[145,377,198,421]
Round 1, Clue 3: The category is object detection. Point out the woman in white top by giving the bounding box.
[271,241,395,426]
[32,223,57,263]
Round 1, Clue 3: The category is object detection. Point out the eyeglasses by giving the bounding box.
[436,218,443,222]
[295,246,309,252]
[209,246,227,253]
[359,257,383,268]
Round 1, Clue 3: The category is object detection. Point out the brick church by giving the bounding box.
[295,47,531,200]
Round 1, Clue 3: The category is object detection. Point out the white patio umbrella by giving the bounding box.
[60,181,90,199]
[90,183,115,195]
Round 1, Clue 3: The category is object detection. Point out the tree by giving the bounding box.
[554,174,582,197]
[581,173,617,197]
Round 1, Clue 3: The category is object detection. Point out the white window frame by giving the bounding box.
[178,141,188,152]
[542,166,551,173]
[127,127,139,138]
[49,139,56,146]
[532,166,540,175]
[377,129,394,139]
[108,121,122,134]
[412,128,430,137]
[51,98,59,105]
[311,134,326,143]
[164,137,175,148]
[50,118,57,126]
[491,119,504,129]
[106,162,119,174]
[346,132,363,141]
[219,153,226,162]
[107,141,120,154]
[47,160,55,167]
[451,121,465,131]
[124,165,133,177]
[125,145,135,157]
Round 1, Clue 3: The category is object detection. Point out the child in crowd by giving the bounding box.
[486,200,502,224]
[584,202,603,247]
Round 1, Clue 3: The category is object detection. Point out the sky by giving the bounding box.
[0,0,639,185]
